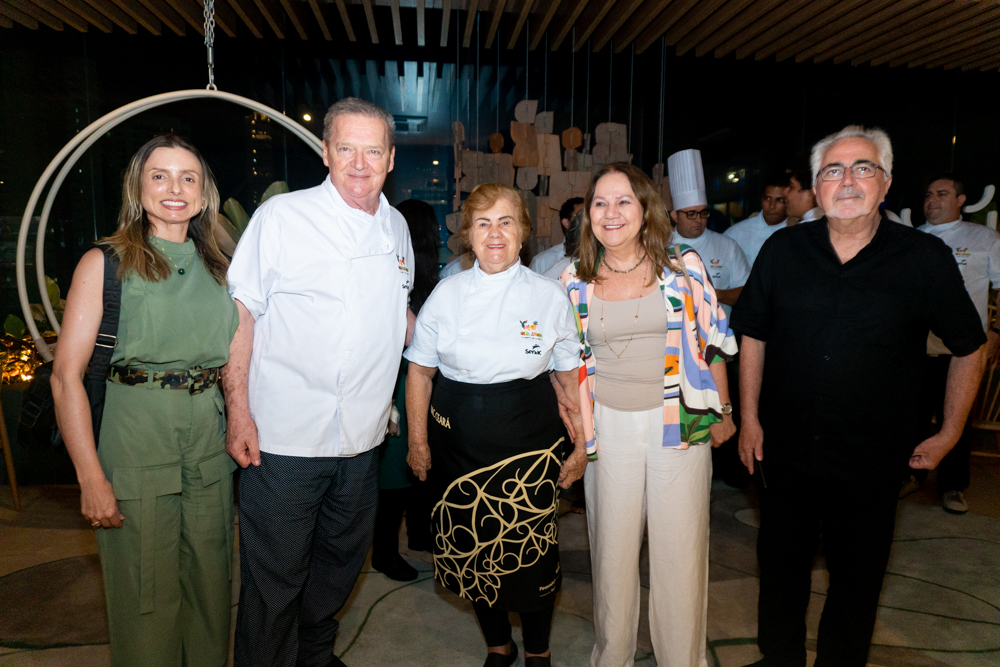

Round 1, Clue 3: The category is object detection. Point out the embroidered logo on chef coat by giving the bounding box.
[519,320,544,338]
[397,255,411,290]
[525,343,542,356]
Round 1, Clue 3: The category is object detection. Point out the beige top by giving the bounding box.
[589,290,668,411]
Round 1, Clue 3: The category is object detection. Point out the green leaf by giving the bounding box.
[223,198,250,235]
[216,212,242,245]
[260,181,289,204]
[4,314,26,338]
[45,275,60,304]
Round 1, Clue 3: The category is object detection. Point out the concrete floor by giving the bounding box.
[1,459,998,667]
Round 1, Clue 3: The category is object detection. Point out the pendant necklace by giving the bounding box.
[599,260,647,359]
[166,252,193,275]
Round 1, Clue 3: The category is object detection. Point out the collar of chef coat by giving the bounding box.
[671,228,709,244]
[470,258,522,288]
[923,217,963,234]
[321,176,397,259]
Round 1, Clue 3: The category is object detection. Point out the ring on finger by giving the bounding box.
[91,521,101,527]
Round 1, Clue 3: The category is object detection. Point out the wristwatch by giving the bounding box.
[720,403,733,416]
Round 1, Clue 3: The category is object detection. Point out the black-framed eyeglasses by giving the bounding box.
[679,210,711,221]
[818,162,886,182]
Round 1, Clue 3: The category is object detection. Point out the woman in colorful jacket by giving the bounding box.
[560,163,738,667]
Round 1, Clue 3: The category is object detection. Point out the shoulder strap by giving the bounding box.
[85,246,123,381]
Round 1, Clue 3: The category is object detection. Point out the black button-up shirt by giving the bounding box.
[731,217,986,481]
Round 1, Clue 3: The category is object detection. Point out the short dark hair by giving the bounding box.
[788,160,812,189]
[926,174,966,198]
[559,197,584,222]
[762,173,790,195]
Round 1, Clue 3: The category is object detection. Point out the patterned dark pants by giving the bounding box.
[234,449,379,667]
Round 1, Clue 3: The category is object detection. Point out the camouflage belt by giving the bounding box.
[108,365,221,395]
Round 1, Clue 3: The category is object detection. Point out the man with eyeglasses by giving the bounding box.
[731,126,986,667]
[907,174,1000,514]
[723,175,790,266]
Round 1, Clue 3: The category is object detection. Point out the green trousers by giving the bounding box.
[96,382,236,667]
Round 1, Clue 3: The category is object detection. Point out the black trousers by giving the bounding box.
[472,600,555,655]
[923,355,972,491]
[371,483,433,564]
[756,460,898,667]
[234,449,379,667]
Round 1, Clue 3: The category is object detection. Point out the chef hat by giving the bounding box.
[667,149,707,211]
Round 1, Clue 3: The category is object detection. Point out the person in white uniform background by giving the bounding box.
[724,176,791,266]
[912,175,1000,514]
[406,183,586,667]
[669,149,751,488]
[785,162,823,225]
[530,197,585,277]
[668,149,751,318]
[226,97,414,667]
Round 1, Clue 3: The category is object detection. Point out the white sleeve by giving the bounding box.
[227,204,278,320]
[403,291,442,368]
[987,231,1000,290]
[549,294,583,372]
[729,239,752,288]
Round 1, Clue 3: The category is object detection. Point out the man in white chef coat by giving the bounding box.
[914,175,1000,514]
[724,176,790,266]
[668,149,750,486]
[226,97,414,667]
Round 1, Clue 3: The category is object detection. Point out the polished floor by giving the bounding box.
[1,458,998,667]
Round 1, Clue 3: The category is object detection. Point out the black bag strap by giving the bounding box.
[85,246,122,382]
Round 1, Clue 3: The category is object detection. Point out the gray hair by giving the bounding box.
[810,125,893,183]
[323,97,395,147]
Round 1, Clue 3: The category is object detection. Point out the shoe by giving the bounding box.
[407,537,433,553]
[525,655,552,667]
[371,554,418,581]
[483,642,518,667]
[899,475,920,499]
[942,490,968,514]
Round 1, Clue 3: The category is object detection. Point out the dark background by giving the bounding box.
[3,6,999,320]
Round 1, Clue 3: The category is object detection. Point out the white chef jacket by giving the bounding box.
[405,260,581,383]
[723,212,788,266]
[530,243,566,275]
[671,229,751,318]
[918,218,1000,331]
[439,255,468,278]
[228,177,414,458]
[799,206,823,223]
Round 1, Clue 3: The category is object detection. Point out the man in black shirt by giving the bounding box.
[731,125,986,667]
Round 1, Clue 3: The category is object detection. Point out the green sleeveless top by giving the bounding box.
[110,237,239,370]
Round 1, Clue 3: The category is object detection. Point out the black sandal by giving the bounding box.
[482,641,518,667]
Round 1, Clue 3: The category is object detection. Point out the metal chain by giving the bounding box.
[204,0,217,90]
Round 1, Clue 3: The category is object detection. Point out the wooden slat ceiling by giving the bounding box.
[3,0,998,72]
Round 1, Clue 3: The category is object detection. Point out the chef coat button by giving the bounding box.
[460,329,468,335]
[338,395,344,402]
[345,352,353,358]
[350,304,358,311]
[461,370,468,375]
[470,288,476,293]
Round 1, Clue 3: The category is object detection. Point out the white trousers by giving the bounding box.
[586,402,712,667]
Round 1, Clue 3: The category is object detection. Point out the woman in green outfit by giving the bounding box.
[53,134,239,667]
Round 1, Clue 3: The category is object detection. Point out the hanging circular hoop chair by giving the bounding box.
[16,89,324,361]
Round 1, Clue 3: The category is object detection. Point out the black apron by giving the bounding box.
[428,374,565,611]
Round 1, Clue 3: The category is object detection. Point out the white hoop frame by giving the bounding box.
[16,90,324,361]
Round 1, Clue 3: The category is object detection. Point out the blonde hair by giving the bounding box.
[102,134,229,285]
[457,183,532,252]
[576,163,680,285]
